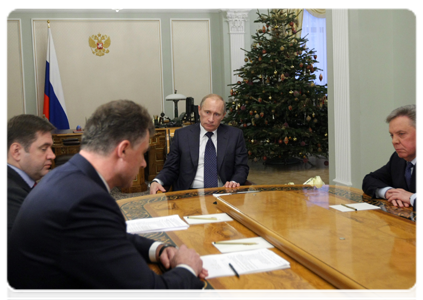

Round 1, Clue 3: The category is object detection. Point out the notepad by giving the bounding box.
[201,248,290,279]
[183,213,233,225]
[126,215,189,234]
[212,237,274,253]
[330,203,381,212]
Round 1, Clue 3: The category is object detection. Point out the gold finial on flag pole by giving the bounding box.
[47,20,50,28]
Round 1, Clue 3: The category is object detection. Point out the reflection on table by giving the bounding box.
[116,185,415,290]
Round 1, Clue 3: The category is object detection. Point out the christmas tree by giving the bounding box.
[224,9,328,164]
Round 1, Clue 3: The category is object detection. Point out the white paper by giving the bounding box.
[212,237,274,253]
[183,213,233,225]
[330,203,381,212]
[201,248,290,279]
[126,215,189,234]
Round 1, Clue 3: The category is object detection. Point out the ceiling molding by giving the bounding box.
[5,8,220,15]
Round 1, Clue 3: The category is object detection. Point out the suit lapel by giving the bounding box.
[188,124,201,168]
[410,163,416,192]
[216,125,228,171]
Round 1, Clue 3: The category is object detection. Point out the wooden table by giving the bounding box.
[117,185,416,290]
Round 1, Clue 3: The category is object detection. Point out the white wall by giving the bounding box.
[327,9,416,190]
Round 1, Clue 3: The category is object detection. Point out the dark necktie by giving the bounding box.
[405,162,413,189]
[204,132,218,188]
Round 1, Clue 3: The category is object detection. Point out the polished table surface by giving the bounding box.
[116,185,416,290]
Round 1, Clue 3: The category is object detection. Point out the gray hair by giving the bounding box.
[199,94,225,113]
[81,100,155,155]
[386,104,416,127]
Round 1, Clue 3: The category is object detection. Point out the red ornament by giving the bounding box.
[289,21,294,26]
[243,123,247,127]
[260,112,264,118]
[249,111,253,115]
[278,139,283,144]
[262,49,266,54]
[284,137,289,145]
[263,156,267,161]
[299,63,303,68]
[248,151,252,156]
[319,74,323,81]
[314,55,317,59]
[303,157,308,163]
[288,105,292,111]
[237,81,241,84]
[258,98,262,103]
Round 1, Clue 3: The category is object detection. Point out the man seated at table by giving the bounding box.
[362,104,416,210]
[150,94,249,194]
[7,114,56,238]
[8,100,207,289]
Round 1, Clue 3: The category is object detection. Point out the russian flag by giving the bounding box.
[43,27,69,129]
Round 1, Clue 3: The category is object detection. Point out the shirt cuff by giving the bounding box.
[149,242,162,263]
[176,264,197,277]
[152,178,164,186]
[376,187,393,199]
[410,194,416,206]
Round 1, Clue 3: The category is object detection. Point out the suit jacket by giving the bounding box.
[8,154,204,289]
[362,152,416,209]
[156,123,249,191]
[7,166,32,238]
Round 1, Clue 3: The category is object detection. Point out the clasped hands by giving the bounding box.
[157,244,208,279]
[385,188,413,208]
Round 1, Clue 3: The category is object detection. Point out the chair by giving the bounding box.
[165,128,177,154]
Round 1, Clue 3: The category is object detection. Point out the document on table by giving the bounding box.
[126,215,189,234]
[201,248,290,279]
[183,213,233,225]
[212,237,274,253]
[330,203,381,212]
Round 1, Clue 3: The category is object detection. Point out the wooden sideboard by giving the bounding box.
[51,128,179,193]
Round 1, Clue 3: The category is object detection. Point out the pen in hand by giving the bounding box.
[228,263,240,278]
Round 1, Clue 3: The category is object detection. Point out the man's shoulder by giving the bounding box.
[218,124,243,134]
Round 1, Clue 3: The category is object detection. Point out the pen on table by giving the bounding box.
[237,190,259,194]
[213,241,258,245]
[187,216,218,220]
[228,263,240,278]
[341,204,357,211]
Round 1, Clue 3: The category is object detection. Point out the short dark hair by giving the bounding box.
[7,115,56,151]
[199,94,225,114]
[386,104,416,127]
[81,100,155,155]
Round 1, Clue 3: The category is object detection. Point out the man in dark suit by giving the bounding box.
[150,94,249,193]
[7,114,56,238]
[362,104,416,210]
[8,100,207,289]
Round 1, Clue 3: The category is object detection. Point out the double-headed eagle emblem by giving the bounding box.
[88,34,111,56]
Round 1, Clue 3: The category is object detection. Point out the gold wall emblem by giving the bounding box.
[88,34,111,56]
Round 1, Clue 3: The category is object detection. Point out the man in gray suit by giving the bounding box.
[150,94,249,194]
[7,114,56,237]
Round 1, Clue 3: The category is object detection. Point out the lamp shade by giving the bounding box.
[165,94,186,101]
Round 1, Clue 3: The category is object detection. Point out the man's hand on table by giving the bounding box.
[385,188,412,208]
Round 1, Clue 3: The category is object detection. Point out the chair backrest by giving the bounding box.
[166,128,177,154]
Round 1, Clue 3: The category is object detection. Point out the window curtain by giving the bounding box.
[273,9,327,85]
[299,9,327,85]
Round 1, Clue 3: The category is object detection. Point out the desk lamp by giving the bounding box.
[165,91,186,119]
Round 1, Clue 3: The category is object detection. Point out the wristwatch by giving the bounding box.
[158,244,174,257]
